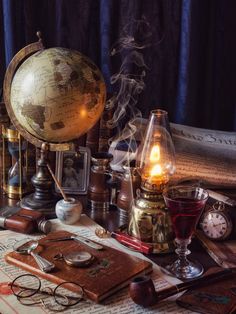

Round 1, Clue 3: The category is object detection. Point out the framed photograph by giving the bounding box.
[55,147,91,195]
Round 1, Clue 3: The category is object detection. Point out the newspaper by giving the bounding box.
[109,120,236,188]
[171,123,236,188]
[0,214,193,314]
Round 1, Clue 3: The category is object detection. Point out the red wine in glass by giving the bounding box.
[163,186,209,279]
[165,197,206,240]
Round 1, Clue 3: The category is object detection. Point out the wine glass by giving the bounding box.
[163,185,209,279]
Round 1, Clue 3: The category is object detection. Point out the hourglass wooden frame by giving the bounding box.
[2,126,30,199]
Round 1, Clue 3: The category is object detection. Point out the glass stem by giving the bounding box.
[175,238,191,267]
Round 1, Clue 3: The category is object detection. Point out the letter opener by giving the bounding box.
[46,235,103,250]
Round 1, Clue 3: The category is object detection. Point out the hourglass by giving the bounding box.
[2,126,30,199]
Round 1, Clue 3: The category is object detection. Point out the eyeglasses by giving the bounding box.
[10,274,84,312]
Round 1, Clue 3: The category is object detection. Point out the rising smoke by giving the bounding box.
[107,17,156,171]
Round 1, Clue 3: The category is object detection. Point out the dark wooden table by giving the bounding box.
[1,190,236,273]
[85,188,236,271]
[84,205,218,272]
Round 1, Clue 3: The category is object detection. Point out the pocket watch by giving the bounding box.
[54,251,95,267]
[200,201,234,241]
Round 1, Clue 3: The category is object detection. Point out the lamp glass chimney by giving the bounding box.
[138,109,175,192]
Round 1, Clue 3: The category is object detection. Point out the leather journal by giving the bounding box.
[5,230,152,303]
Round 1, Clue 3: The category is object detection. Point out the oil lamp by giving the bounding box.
[128,109,176,253]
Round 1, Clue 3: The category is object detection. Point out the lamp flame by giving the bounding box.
[149,145,160,162]
[149,145,162,177]
[150,164,162,176]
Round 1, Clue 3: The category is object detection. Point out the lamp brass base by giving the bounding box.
[128,189,175,254]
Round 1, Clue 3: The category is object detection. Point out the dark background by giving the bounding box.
[0,0,236,131]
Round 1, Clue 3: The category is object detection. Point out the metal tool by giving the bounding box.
[46,235,103,250]
[14,240,55,273]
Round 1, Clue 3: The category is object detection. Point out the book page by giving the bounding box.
[0,214,194,314]
[196,230,236,268]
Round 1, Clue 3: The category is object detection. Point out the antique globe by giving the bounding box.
[3,34,106,215]
[5,48,106,146]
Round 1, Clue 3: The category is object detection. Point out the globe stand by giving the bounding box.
[19,143,59,218]
[3,32,106,219]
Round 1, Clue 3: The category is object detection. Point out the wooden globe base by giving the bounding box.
[20,194,58,218]
[19,146,59,218]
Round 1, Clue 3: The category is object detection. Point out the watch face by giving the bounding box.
[201,211,232,240]
[64,251,94,267]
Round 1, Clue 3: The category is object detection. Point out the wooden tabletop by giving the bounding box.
[1,191,236,273]
[84,205,219,272]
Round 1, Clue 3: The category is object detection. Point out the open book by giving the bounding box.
[196,230,236,269]
[109,120,236,188]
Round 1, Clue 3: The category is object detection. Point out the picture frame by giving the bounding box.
[55,147,91,195]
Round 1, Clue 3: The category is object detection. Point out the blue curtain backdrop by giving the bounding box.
[0,0,235,131]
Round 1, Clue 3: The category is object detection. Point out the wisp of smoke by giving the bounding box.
[110,17,153,56]
[108,17,154,171]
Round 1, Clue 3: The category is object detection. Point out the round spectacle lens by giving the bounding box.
[11,274,41,298]
[54,282,84,307]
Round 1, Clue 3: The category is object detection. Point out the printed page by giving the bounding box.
[172,151,236,188]
[0,214,194,314]
[109,119,236,188]
[171,123,236,188]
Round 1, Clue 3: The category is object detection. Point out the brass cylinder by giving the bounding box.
[88,152,113,211]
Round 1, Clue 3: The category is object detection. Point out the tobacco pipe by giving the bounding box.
[129,268,236,307]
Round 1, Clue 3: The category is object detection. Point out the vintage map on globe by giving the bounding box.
[10,47,106,143]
